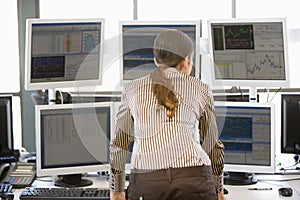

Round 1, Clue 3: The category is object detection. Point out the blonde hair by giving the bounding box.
[151,29,194,118]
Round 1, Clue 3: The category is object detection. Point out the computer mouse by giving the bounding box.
[223,188,229,195]
[278,187,293,197]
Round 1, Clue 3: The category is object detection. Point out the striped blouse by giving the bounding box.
[110,68,224,193]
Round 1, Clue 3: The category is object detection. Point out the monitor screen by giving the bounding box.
[0,95,14,155]
[208,18,289,87]
[120,21,201,81]
[35,102,115,187]
[281,93,300,154]
[25,18,104,90]
[214,101,275,185]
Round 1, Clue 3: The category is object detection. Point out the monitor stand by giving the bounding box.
[224,172,257,185]
[249,86,257,103]
[48,88,56,105]
[54,174,93,188]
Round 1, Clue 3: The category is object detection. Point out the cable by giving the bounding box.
[257,177,300,182]
[266,87,270,103]
[58,90,64,104]
[36,176,54,182]
[257,180,284,187]
[279,154,300,171]
[268,87,282,103]
[237,86,244,101]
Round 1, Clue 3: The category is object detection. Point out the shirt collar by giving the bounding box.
[165,67,179,73]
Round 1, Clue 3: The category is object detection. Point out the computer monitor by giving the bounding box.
[281,93,300,154]
[25,18,104,91]
[120,21,201,81]
[208,18,289,88]
[0,95,14,156]
[214,101,275,185]
[35,102,115,187]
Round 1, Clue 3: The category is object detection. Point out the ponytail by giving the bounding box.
[151,66,178,118]
[151,29,194,118]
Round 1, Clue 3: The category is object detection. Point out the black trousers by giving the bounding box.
[126,165,217,200]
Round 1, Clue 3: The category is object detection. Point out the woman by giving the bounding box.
[110,29,225,200]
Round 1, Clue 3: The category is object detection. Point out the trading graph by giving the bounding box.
[246,52,285,79]
[224,25,254,49]
[82,31,99,53]
[217,116,252,140]
[31,56,65,80]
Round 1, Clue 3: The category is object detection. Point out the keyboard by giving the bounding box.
[0,183,13,193]
[0,183,14,199]
[19,187,110,199]
[0,155,17,163]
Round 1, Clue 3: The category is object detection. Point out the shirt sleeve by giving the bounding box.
[199,90,225,193]
[109,91,133,193]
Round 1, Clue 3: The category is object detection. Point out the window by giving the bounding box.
[138,0,232,38]
[0,0,20,93]
[40,0,133,38]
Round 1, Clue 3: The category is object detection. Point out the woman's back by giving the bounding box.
[124,68,211,170]
[110,29,224,200]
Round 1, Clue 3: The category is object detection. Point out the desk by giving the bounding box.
[225,185,291,200]
[12,174,300,200]
[225,174,300,200]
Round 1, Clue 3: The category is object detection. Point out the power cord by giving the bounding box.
[267,87,282,103]
[279,154,300,171]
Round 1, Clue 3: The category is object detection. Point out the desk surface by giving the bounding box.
[225,174,300,200]
[12,174,300,200]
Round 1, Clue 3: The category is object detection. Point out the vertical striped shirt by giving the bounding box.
[110,68,224,193]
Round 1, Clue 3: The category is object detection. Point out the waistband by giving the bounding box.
[129,165,212,182]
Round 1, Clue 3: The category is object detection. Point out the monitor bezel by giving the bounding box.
[0,95,14,154]
[207,18,290,88]
[35,102,116,177]
[214,101,276,174]
[25,18,105,91]
[119,20,201,84]
[281,93,300,154]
